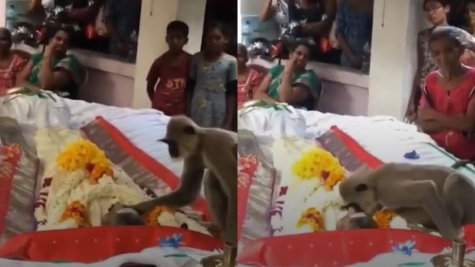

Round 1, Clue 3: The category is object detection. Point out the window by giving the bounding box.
[239,0,374,74]
[6,0,142,63]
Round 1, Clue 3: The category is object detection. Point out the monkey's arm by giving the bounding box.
[216,150,238,245]
[130,155,205,214]
[382,180,458,240]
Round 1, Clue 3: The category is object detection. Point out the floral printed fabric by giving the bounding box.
[269,136,408,236]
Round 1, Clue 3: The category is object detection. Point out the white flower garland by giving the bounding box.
[34,128,211,235]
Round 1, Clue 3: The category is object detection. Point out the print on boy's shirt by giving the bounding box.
[147,51,193,116]
[166,78,186,90]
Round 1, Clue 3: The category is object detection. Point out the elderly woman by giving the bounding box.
[0,28,28,94]
[17,27,85,99]
[254,41,321,110]
[237,44,264,108]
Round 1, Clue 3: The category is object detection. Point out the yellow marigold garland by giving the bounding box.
[373,209,396,229]
[59,201,90,228]
[296,207,326,232]
[291,148,346,191]
[56,138,113,184]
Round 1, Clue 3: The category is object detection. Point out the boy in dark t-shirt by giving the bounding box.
[146,21,192,116]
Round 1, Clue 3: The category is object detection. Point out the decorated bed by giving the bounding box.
[0,90,224,266]
[237,104,475,267]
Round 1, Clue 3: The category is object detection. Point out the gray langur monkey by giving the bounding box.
[339,163,475,241]
[123,116,238,266]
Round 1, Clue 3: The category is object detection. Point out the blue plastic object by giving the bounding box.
[404,150,420,160]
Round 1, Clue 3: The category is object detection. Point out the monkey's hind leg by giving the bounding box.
[200,171,236,267]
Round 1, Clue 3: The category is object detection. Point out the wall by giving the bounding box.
[366,0,419,119]
[132,0,206,109]
[240,0,264,16]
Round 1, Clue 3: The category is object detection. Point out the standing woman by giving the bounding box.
[261,0,338,63]
[405,0,449,122]
[187,22,237,130]
[460,0,475,66]
[336,0,373,72]
[417,26,475,160]
[237,44,264,109]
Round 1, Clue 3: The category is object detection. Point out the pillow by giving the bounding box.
[0,92,71,148]
[0,117,39,245]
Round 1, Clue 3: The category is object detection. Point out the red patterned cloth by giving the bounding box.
[0,54,27,94]
[237,155,258,240]
[238,69,263,109]
[0,227,223,262]
[0,144,22,237]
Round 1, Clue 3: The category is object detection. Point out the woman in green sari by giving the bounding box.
[17,27,85,99]
[254,41,321,110]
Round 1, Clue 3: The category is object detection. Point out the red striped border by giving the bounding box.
[330,126,384,168]
[94,116,210,219]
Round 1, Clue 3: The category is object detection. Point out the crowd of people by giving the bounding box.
[260,0,373,73]
[27,0,141,62]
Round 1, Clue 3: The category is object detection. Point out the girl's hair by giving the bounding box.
[47,25,73,42]
[167,20,189,37]
[205,21,230,38]
[429,26,463,47]
[422,0,450,9]
[465,0,475,9]
[288,40,311,52]
[0,28,12,39]
[237,43,248,56]
[40,25,73,53]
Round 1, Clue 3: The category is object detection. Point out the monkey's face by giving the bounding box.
[340,181,380,216]
[161,116,201,159]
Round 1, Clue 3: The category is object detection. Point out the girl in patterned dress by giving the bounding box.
[187,22,237,129]
[237,44,264,109]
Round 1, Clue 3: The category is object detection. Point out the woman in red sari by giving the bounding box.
[417,26,475,160]
[237,44,264,109]
[0,28,28,94]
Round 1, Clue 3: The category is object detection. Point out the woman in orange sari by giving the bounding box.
[237,44,264,109]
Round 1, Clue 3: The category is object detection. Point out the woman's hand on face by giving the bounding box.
[44,43,58,58]
[284,57,296,73]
